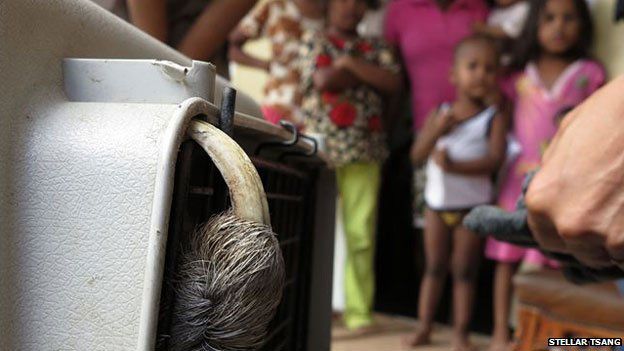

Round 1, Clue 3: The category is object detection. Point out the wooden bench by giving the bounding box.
[513,269,624,350]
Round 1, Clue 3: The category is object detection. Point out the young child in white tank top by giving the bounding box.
[406,35,507,351]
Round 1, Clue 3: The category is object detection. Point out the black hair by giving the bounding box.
[510,0,594,71]
[367,0,380,9]
[454,34,501,63]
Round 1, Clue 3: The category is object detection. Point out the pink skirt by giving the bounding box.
[485,238,559,268]
[261,105,283,125]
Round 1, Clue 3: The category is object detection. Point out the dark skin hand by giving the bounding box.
[312,67,360,92]
[464,77,624,274]
[410,107,458,165]
[334,56,402,95]
[526,76,624,270]
[312,0,402,95]
[411,104,506,175]
[228,29,271,71]
[472,22,510,40]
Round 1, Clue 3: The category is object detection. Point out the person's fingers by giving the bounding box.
[606,231,624,270]
[525,171,568,253]
[563,237,613,268]
[571,249,613,268]
[527,77,624,272]
[526,210,568,253]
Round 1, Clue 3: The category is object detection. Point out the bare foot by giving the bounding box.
[403,327,432,348]
[333,322,380,340]
[488,339,513,351]
[488,330,513,351]
[453,342,478,351]
[350,323,379,337]
[453,335,478,351]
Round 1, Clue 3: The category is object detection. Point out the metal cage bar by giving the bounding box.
[157,141,318,351]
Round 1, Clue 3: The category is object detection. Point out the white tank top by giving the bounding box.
[425,105,497,210]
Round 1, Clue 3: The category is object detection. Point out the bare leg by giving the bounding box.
[488,262,518,351]
[405,209,452,347]
[450,224,483,351]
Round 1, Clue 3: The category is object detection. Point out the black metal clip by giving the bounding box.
[219,86,236,137]
[278,133,318,162]
[255,120,299,156]
[254,120,319,160]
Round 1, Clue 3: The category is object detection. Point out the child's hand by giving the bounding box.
[433,108,456,136]
[334,56,355,71]
[472,22,488,34]
[485,90,503,108]
[432,148,452,171]
[472,22,509,40]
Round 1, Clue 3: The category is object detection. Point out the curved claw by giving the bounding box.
[187,119,271,226]
[464,170,624,283]
[463,205,537,247]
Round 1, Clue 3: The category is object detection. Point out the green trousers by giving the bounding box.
[336,162,381,329]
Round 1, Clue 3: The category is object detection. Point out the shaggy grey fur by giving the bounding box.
[169,212,285,351]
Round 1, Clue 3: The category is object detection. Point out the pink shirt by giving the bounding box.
[485,60,604,265]
[384,0,488,130]
[498,60,606,211]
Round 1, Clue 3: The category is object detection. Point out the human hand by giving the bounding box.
[525,76,624,270]
[464,170,624,283]
[485,90,503,108]
[333,56,354,71]
[472,21,488,34]
[432,148,452,171]
[433,108,456,137]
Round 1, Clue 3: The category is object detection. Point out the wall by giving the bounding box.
[593,0,624,79]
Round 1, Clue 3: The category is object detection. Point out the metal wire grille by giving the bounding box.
[157,140,318,351]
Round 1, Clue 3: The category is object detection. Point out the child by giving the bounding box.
[229,0,325,128]
[408,35,507,351]
[299,0,401,332]
[485,0,605,350]
[384,0,488,227]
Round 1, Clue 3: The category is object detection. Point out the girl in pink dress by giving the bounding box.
[485,0,605,350]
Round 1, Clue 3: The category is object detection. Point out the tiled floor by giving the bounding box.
[331,314,491,351]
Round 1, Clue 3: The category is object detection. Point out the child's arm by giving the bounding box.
[227,2,271,71]
[312,67,360,92]
[126,0,168,41]
[434,114,507,175]
[177,0,257,60]
[228,29,270,71]
[472,22,510,40]
[334,56,402,95]
[410,108,455,166]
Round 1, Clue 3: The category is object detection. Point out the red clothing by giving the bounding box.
[384,0,488,130]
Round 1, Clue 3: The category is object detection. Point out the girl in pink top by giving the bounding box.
[485,0,605,349]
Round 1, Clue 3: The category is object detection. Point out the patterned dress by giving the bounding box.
[486,60,605,264]
[299,31,400,167]
[237,0,324,127]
